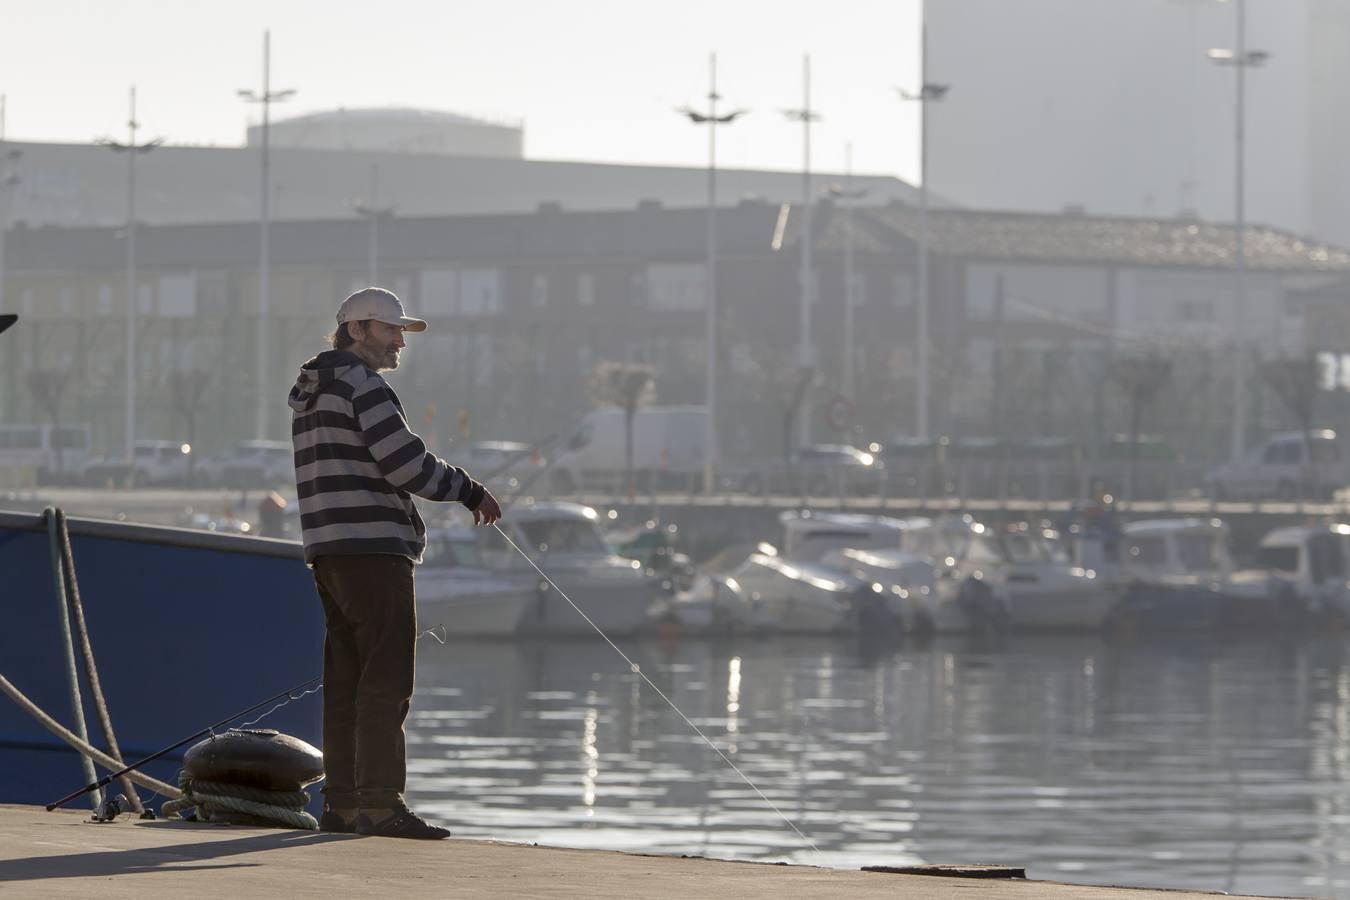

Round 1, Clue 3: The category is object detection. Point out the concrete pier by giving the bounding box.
[0,805,1275,898]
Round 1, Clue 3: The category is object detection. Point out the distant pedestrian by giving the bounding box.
[256,490,287,538]
[288,287,502,840]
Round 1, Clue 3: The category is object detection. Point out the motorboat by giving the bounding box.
[991,521,1124,631]
[1107,518,1321,631]
[777,511,954,632]
[418,524,536,636]
[652,571,759,634]
[477,501,661,635]
[725,543,888,633]
[780,510,1117,632]
[900,514,1117,632]
[1228,524,1350,624]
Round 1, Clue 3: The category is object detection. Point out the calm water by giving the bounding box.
[406,631,1350,897]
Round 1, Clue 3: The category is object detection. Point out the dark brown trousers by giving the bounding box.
[312,553,417,809]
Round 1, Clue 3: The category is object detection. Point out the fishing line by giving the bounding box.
[235,622,449,730]
[490,522,822,857]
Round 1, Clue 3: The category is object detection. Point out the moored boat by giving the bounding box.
[1106,518,1323,631]
[0,509,323,808]
[418,524,536,636]
[478,502,661,636]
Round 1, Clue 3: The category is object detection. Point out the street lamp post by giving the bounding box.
[679,53,746,494]
[785,55,822,450]
[239,30,295,440]
[352,166,395,284]
[829,145,868,404]
[897,9,948,441]
[1208,0,1267,462]
[98,87,162,460]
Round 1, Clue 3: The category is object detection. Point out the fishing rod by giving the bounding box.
[45,674,322,812]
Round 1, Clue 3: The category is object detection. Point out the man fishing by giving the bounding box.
[289,287,501,840]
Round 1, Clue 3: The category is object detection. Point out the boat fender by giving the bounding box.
[183,728,324,791]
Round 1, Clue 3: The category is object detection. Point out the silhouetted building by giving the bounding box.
[4,201,1347,464]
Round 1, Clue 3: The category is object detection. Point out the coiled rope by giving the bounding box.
[490,522,821,857]
[162,772,318,831]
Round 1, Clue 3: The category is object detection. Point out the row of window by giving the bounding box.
[10,265,921,321]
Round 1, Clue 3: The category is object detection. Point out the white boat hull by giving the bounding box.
[417,572,535,636]
[516,568,658,635]
[1003,585,1122,630]
[731,554,860,633]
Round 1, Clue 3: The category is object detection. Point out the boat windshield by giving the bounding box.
[964,535,1007,565]
[1125,536,1168,566]
[424,534,484,568]
[1176,533,1222,572]
[516,519,609,554]
[1255,545,1299,573]
[1002,532,1073,565]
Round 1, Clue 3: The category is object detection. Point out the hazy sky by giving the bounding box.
[2,1,923,180]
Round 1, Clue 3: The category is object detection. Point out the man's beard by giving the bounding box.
[359,337,401,371]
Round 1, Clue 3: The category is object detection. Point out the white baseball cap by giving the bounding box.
[336,287,427,332]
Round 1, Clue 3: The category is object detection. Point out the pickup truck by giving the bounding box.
[82,440,194,487]
[1203,430,1345,500]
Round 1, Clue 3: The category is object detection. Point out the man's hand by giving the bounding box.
[473,489,503,526]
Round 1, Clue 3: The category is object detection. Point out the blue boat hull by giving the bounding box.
[0,510,324,809]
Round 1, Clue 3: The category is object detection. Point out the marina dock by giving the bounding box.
[0,805,1275,899]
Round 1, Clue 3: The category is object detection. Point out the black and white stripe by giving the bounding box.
[288,349,484,564]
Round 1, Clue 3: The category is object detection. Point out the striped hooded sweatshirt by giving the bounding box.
[288,349,485,564]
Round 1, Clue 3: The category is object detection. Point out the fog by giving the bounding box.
[2,0,1348,509]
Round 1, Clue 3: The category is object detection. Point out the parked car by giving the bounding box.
[1203,430,1343,500]
[739,444,884,496]
[82,440,194,487]
[194,439,293,487]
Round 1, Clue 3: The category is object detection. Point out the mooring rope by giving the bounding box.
[0,671,183,800]
[490,522,822,857]
[53,508,143,813]
[44,508,101,811]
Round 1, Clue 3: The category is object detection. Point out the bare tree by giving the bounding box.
[170,370,212,485]
[1111,353,1173,501]
[26,369,71,481]
[588,360,656,497]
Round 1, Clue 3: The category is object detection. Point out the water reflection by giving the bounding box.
[407,632,1350,896]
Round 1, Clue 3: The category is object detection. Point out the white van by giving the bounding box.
[551,405,706,492]
[0,423,92,484]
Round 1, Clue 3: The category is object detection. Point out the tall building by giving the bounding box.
[927,0,1350,244]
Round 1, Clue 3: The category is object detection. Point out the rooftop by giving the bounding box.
[847,205,1350,272]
